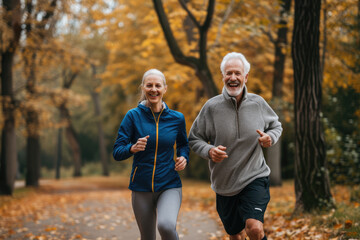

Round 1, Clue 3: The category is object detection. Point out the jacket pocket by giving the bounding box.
[132,167,138,182]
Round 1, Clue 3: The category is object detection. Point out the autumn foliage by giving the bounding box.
[0,0,359,238]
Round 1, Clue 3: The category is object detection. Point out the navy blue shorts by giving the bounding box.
[216,177,270,235]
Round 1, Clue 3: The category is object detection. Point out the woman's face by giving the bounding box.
[142,74,167,106]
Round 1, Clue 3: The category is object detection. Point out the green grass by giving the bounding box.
[310,200,360,239]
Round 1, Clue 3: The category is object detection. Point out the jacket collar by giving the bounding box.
[138,100,168,114]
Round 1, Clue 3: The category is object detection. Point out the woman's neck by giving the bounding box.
[147,101,163,113]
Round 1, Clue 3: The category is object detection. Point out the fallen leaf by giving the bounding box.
[344,220,353,229]
[334,223,342,230]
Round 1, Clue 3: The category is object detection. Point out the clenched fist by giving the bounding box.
[209,145,228,163]
[175,156,187,171]
[130,135,150,153]
[256,130,272,148]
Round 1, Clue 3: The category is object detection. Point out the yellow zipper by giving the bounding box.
[132,166,138,182]
[151,108,164,192]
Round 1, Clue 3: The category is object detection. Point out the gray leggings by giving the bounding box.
[132,188,182,240]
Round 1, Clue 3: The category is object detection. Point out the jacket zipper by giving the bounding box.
[231,99,240,138]
[150,108,164,192]
[132,166,138,182]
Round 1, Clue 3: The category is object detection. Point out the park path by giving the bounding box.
[1,178,224,240]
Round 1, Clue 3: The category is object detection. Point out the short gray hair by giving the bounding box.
[220,52,251,76]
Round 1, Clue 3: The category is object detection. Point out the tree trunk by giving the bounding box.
[24,53,41,187]
[24,112,41,187]
[55,128,63,179]
[320,0,327,76]
[25,133,40,186]
[59,105,82,177]
[22,0,58,186]
[57,70,83,177]
[0,0,21,195]
[272,0,291,98]
[291,0,333,212]
[91,91,109,176]
[194,66,218,98]
[268,0,292,186]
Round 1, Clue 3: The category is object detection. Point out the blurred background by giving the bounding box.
[1,0,359,190]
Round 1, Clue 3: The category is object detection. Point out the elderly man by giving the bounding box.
[189,52,282,240]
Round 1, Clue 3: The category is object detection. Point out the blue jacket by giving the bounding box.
[113,101,189,192]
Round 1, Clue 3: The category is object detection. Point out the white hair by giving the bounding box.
[142,69,166,86]
[139,69,166,101]
[220,52,251,76]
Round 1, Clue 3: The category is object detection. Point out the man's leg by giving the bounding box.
[229,229,246,240]
[245,218,265,240]
[216,192,246,238]
[240,177,270,240]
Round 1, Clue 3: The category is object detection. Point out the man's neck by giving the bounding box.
[235,90,245,106]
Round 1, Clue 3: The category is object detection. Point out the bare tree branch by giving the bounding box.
[152,0,198,68]
[152,0,218,97]
[260,27,275,44]
[202,0,215,30]
[213,0,235,47]
[178,0,201,29]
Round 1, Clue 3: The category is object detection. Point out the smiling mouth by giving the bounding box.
[227,82,240,88]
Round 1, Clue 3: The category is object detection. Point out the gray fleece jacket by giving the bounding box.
[189,86,282,196]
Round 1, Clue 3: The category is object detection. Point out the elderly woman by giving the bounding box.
[113,69,189,240]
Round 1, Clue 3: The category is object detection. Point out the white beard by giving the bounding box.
[225,82,245,97]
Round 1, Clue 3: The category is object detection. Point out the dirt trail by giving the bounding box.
[1,178,223,240]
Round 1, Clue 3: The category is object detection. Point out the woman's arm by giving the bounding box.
[113,112,135,161]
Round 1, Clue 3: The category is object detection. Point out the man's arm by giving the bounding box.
[261,99,283,145]
[188,104,215,160]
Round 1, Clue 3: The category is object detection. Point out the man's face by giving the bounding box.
[222,58,248,98]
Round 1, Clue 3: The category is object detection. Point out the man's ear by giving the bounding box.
[245,74,249,83]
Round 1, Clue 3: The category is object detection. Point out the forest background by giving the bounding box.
[0,0,359,213]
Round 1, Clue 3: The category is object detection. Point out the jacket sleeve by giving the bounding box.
[176,114,190,163]
[113,111,134,161]
[261,99,283,145]
[188,103,215,160]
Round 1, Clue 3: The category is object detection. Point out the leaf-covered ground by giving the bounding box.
[0,177,359,240]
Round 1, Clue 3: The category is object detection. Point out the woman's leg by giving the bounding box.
[156,188,182,240]
[132,191,157,240]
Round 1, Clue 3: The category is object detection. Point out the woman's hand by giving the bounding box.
[175,156,187,171]
[130,135,149,153]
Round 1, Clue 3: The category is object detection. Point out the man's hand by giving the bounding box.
[209,145,228,163]
[130,135,149,153]
[256,130,272,148]
[175,156,187,171]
